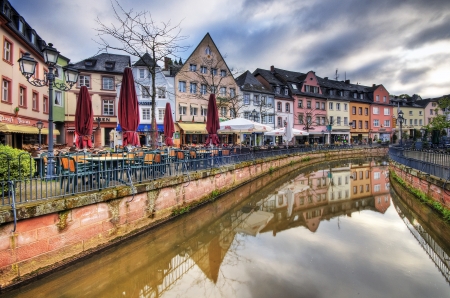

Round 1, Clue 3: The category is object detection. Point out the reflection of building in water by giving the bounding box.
[370,161,391,213]
[350,160,372,199]
[325,164,351,203]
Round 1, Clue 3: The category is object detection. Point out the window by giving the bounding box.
[139,69,145,79]
[374,184,381,192]
[277,117,282,127]
[414,119,418,125]
[329,102,333,110]
[298,100,303,108]
[409,119,413,125]
[384,108,390,115]
[19,86,26,107]
[268,115,274,123]
[321,117,326,125]
[365,121,369,129]
[220,70,226,77]
[230,109,236,118]
[201,84,207,95]
[200,66,207,74]
[284,89,288,95]
[220,107,227,117]
[329,89,334,95]
[103,99,114,115]
[230,88,236,98]
[354,93,357,99]
[244,111,250,119]
[307,101,311,108]
[321,102,325,110]
[178,81,186,92]
[285,103,290,112]
[54,90,62,106]
[337,117,341,125]
[189,64,197,72]
[352,106,356,114]
[102,77,114,90]
[78,75,91,88]
[1,77,11,103]
[409,111,413,116]
[201,106,207,116]
[344,103,348,111]
[142,86,150,98]
[142,108,151,120]
[220,87,226,96]
[205,46,211,55]
[376,95,379,102]
[190,83,197,94]
[277,102,282,112]
[316,116,321,125]
[339,90,343,96]
[383,96,386,102]
[243,94,250,104]
[3,38,12,63]
[419,119,423,125]
[358,120,362,129]
[336,103,341,111]
[157,87,166,98]
[344,117,348,126]
[267,97,274,107]
[374,172,380,179]
[329,116,334,124]
[253,95,260,105]
[275,86,280,94]
[374,119,379,126]
[358,107,362,115]
[373,107,379,114]
[190,106,198,116]
[384,120,390,127]
[210,68,217,76]
[291,84,297,90]
[43,96,48,113]
[32,91,38,110]
[419,111,423,116]
[158,109,165,121]
[179,105,187,115]
[210,86,216,93]
[55,66,63,80]
[365,108,368,115]
[360,94,364,100]
[298,114,304,124]
[353,186,357,194]
[316,102,320,109]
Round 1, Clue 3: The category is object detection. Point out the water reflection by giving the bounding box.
[6,158,450,298]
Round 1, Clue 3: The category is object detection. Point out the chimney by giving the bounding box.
[324,77,328,80]
[345,79,350,84]
[164,57,171,70]
[270,65,274,73]
[372,84,376,87]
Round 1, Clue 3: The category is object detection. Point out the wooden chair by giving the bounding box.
[59,156,94,193]
[143,152,162,179]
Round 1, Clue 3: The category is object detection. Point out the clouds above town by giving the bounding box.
[11,0,450,98]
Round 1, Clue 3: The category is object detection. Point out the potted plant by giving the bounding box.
[14,106,19,116]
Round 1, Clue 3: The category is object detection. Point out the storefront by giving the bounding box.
[176,123,208,147]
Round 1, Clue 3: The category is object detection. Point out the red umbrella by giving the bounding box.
[74,86,93,149]
[164,102,175,146]
[205,93,220,147]
[118,67,140,146]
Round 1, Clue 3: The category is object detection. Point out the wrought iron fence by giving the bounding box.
[0,145,381,207]
[389,147,450,181]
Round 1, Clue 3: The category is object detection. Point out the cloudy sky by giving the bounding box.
[11,0,450,98]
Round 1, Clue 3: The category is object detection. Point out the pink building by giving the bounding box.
[368,85,393,142]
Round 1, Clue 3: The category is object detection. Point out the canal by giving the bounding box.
[4,158,450,298]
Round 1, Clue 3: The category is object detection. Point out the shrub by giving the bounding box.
[0,145,35,192]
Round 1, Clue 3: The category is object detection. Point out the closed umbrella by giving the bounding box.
[164,102,175,146]
[118,67,140,147]
[205,93,220,147]
[284,118,294,147]
[74,86,93,149]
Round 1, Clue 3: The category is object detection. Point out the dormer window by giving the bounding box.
[360,94,363,99]
[105,61,115,69]
[205,46,211,55]
[284,89,288,95]
[3,4,11,18]
[30,32,36,44]
[84,60,94,67]
[275,86,280,94]
[18,20,25,34]
[329,89,334,95]
[339,90,343,96]
[353,93,357,99]
[291,84,297,90]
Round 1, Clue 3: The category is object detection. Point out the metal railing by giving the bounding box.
[0,145,384,207]
[389,147,450,181]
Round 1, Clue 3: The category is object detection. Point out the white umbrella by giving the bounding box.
[264,127,309,136]
[218,118,273,133]
[284,118,294,147]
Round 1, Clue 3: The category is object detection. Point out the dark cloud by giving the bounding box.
[405,18,450,48]
[399,67,432,84]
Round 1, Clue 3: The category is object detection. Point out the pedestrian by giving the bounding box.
[109,130,115,148]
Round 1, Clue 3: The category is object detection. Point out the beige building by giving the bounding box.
[66,53,130,147]
[174,33,238,146]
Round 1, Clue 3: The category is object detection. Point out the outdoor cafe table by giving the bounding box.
[83,156,129,186]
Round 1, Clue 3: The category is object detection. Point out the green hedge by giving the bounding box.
[0,145,35,191]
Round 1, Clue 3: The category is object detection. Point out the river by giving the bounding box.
[4,158,450,298]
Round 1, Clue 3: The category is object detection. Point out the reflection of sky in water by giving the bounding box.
[6,160,450,298]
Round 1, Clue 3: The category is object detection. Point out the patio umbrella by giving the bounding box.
[284,118,294,147]
[218,117,273,147]
[118,67,140,147]
[74,86,93,149]
[264,127,309,136]
[164,102,175,146]
[205,93,220,147]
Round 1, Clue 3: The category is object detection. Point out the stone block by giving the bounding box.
[15,214,58,233]
[16,239,48,262]
[16,229,37,247]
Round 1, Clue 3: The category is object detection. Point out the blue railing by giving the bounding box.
[0,145,385,207]
[389,146,450,181]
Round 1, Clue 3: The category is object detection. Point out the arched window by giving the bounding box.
[285,103,290,112]
[277,102,282,112]
[205,46,211,55]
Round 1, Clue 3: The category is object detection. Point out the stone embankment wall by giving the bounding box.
[0,148,384,290]
[389,161,450,208]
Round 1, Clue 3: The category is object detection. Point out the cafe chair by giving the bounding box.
[60,156,95,194]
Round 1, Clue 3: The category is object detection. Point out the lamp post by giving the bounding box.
[251,109,257,146]
[18,44,79,178]
[321,130,325,144]
[398,110,404,147]
[36,120,43,150]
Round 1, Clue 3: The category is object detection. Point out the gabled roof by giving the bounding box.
[272,68,305,82]
[133,52,157,68]
[235,71,273,95]
[73,53,131,74]
[253,68,283,86]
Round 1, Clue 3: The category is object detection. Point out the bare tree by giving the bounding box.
[95,1,188,148]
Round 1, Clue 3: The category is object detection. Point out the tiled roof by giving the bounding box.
[252,68,292,99]
[73,53,131,74]
[235,71,273,95]
[133,52,156,67]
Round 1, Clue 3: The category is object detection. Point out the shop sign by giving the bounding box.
[17,118,31,125]
[0,115,14,123]
[174,132,180,139]
[93,117,111,122]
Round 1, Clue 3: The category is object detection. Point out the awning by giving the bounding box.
[41,128,61,135]
[116,124,164,132]
[179,102,188,107]
[0,124,37,134]
[190,103,199,107]
[177,122,207,134]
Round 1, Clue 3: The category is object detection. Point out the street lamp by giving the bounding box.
[251,109,258,122]
[321,130,325,144]
[398,110,404,147]
[36,120,43,150]
[18,44,79,178]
